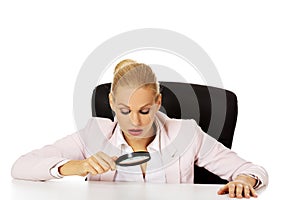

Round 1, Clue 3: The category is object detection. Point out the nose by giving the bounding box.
[130,112,141,126]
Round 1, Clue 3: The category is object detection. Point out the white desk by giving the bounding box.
[10,179,266,200]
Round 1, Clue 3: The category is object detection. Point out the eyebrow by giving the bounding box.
[117,103,153,109]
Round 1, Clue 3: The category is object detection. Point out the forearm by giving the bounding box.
[197,136,268,188]
[59,153,118,177]
[11,155,67,181]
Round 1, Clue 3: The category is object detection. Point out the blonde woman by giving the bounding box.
[11,59,268,198]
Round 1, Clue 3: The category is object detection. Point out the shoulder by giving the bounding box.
[156,111,199,127]
[156,111,201,139]
[156,112,208,157]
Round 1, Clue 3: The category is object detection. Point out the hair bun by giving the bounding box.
[114,59,137,75]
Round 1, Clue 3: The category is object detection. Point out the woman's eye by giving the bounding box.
[120,109,130,115]
[139,109,150,115]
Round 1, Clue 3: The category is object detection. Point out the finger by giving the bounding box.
[235,183,243,199]
[88,157,105,174]
[95,152,117,170]
[92,155,113,172]
[250,187,258,198]
[228,183,236,198]
[82,161,98,175]
[99,152,117,170]
[217,185,228,195]
[244,185,251,199]
[91,156,110,172]
[112,156,118,161]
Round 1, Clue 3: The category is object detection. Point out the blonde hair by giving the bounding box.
[111,59,160,101]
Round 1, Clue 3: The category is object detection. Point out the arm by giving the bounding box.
[195,126,268,198]
[11,133,86,181]
[58,152,117,177]
[11,117,119,181]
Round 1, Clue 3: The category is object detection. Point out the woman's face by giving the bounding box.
[109,86,161,140]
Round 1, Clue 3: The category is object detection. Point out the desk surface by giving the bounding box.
[10,179,266,200]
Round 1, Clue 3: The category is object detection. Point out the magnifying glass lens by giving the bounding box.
[116,151,151,166]
[118,156,149,165]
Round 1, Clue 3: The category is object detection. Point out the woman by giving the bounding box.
[11,59,268,198]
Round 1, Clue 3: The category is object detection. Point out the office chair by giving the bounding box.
[91,82,238,184]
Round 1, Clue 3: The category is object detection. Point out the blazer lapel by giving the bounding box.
[158,116,180,183]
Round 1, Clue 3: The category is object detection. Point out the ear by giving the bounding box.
[109,93,115,112]
[155,93,162,111]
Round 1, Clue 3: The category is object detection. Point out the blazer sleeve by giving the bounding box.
[194,125,269,188]
[11,131,86,181]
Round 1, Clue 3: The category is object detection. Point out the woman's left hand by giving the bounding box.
[217,174,258,198]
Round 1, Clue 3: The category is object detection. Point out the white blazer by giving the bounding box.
[11,112,268,187]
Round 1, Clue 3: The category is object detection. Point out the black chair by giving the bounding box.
[91,81,238,184]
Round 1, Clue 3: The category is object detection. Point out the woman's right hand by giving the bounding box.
[59,152,118,176]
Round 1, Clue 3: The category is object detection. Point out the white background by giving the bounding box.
[1,1,299,199]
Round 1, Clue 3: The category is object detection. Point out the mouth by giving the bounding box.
[127,129,143,136]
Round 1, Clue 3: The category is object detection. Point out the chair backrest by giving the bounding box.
[91,81,238,184]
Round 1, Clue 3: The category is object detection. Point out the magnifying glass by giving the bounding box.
[115,151,151,166]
